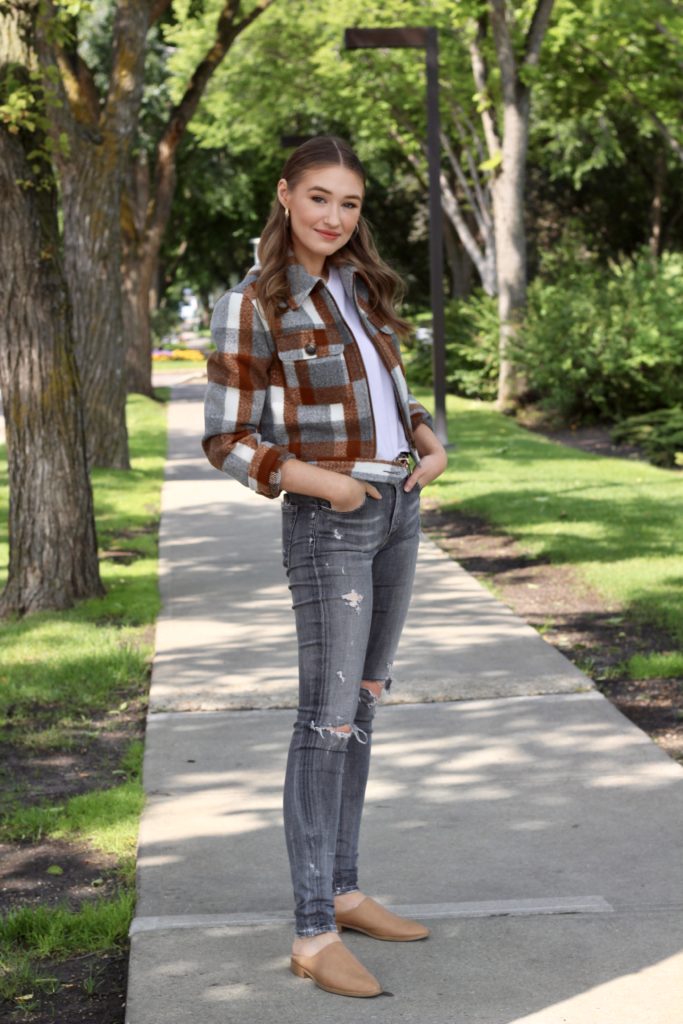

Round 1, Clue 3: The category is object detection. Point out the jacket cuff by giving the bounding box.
[250,445,296,499]
[410,405,434,433]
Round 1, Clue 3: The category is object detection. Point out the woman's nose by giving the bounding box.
[323,206,341,226]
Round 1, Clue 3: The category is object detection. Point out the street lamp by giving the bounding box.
[344,26,448,445]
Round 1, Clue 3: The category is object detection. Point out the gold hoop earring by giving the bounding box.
[284,207,290,223]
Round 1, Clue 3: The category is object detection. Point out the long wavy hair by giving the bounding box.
[255,135,413,338]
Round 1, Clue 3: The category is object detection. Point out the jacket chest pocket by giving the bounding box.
[277,333,349,399]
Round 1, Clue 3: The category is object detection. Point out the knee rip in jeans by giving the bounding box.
[360,678,390,709]
[308,720,369,744]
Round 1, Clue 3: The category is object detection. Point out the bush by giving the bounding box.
[515,247,683,422]
[611,407,683,467]
[404,291,499,400]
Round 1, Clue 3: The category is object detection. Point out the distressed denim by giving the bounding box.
[281,475,421,936]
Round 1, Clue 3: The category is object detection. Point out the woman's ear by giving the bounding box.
[276,178,289,209]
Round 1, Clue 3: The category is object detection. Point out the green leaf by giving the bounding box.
[479,151,502,172]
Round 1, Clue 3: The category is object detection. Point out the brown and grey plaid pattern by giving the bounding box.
[202,254,434,498]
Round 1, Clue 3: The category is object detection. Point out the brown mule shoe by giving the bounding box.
[335,897,430,941]
[290,940,382,998]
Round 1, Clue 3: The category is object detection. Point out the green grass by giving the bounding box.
[0,394,167,730]
[626,652,683,680]
[0,394,167,1003]
[415,390,683,647]
[0,892,134,1005]
[152,357,206,370]
[0,892,134,959]
[0,738,144,854]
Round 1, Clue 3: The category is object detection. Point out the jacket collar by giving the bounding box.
[284,249,358,310]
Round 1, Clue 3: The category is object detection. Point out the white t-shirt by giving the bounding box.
[325,265,409,461]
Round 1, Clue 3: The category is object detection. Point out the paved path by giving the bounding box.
[125,381,683,1023]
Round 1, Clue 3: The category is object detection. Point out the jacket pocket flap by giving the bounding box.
[278,335,344,361]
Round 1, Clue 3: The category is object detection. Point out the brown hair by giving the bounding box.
[254,135,412,337]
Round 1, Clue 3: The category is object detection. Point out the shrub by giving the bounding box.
[515,248,683,422]
[404,291,499,400]
[611,407,683,467]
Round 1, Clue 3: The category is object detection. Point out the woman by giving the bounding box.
[203,135,448,998]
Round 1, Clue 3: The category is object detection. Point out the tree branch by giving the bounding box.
[234,0,274,35]
[524,0,555,68]
[36,2,99,127]
[144,0,275,261]
[58,16,100,123]
[440,129,490,240]
[489,0,518,105]
[468,15,502,158]
[439,169,495,294]
[104,1,155,133]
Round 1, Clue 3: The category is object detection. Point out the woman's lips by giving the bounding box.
[316,229,341,239]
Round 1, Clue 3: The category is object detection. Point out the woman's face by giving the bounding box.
[277,164,364,274]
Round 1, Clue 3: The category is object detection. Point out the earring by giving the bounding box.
[284,207,290,223]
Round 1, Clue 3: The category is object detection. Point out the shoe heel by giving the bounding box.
[290,958,309,979]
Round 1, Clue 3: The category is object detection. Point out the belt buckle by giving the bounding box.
[397,453,410,469]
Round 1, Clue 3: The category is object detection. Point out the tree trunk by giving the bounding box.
[36,0,155,466]
[123,249,155,397]
[122,150,154,395]
[59,134,132,467]
[483,0,554,410]
[0,7,104,615]
[443,215,475,299]
[123,136,180,397]
[493,93,530,410]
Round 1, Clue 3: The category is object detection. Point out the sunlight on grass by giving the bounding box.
[627,652,683,680]
[0,891,134,960]
[414,390,683,643]
[0,739,144,855]
[0,397,164,1004]
[0,395,167,724]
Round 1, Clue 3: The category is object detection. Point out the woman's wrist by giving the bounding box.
[279,459,353,504]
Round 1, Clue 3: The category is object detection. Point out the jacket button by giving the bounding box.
[305,342,316,355]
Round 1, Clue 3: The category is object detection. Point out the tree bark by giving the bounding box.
[0,3,103,615]
[36,0,157,466]
[491,92,531,407]
[470,0,555,410]
[122,151,154,395]
[444,214,475,299]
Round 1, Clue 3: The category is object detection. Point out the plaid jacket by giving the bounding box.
[202,254,433,499]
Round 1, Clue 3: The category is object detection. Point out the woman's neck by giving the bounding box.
[291,242,328,281]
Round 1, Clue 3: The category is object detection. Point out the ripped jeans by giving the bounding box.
[281,476,421,936]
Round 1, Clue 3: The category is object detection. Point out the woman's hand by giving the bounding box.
[329,476,382,513]
[280,459,381,511]
[403,424,448,492]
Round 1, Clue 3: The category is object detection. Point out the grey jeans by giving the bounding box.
[281,477,421,936]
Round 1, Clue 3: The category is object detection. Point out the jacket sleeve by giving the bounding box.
[202,288,295,499]
[407,391,434,434]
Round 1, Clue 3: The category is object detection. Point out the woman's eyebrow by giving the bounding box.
[307,185,362,200]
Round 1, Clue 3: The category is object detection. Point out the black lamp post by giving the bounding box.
[344,26,448,445]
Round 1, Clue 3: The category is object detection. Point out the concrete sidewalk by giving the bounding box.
[125,381,683,1023]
